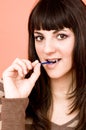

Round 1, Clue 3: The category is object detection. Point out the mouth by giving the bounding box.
[41,58,61,65]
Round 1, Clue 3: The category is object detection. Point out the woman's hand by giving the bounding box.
[2,58,41,98]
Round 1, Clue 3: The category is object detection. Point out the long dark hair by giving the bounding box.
[26,0,86,129]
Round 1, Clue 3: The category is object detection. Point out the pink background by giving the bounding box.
[0,0,38,77]
[0,0,86,77]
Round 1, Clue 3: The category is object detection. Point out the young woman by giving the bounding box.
[1,0,86,130]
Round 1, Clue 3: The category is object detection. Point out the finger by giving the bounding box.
[12,58,30,75]
[6,64,24,78]
[12,63,25,77]
[22,59,33,70]
[32,60,39,67]
[13,58,27,74]
[24,60,40,79]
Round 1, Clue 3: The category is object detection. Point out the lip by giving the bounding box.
[46,57,61,60]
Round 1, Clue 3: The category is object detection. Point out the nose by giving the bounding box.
[44,39,56,54]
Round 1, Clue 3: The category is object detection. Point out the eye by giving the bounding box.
[57,34,68,40]
[34,35,44,42]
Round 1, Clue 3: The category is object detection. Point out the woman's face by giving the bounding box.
[34,28,75,79]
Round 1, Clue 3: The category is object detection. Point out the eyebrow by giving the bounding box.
[53,29,68,33]
[53,30,58,34]
[34,29,67,35]
[34,32,42,35]
[34,30,58,35]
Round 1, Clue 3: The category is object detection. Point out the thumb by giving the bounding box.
[30,62,41,86]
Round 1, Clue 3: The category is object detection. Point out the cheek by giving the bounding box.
[35,45,43,57]
[64,49,73,57]
[63,47,74,68]
[62,41,74,58]
[63,51,73,66]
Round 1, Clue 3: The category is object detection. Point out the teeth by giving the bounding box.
[47,59,58,62]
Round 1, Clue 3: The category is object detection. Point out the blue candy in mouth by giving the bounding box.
[41,60,57,65]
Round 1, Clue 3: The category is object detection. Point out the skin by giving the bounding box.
[34,28,78,125]
[82,0,86,4]
[34,28,75,79]
[2,27,78,125]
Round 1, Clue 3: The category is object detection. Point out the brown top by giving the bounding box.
[0,80,78,130]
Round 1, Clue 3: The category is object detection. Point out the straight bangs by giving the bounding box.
[29,0,76,32]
